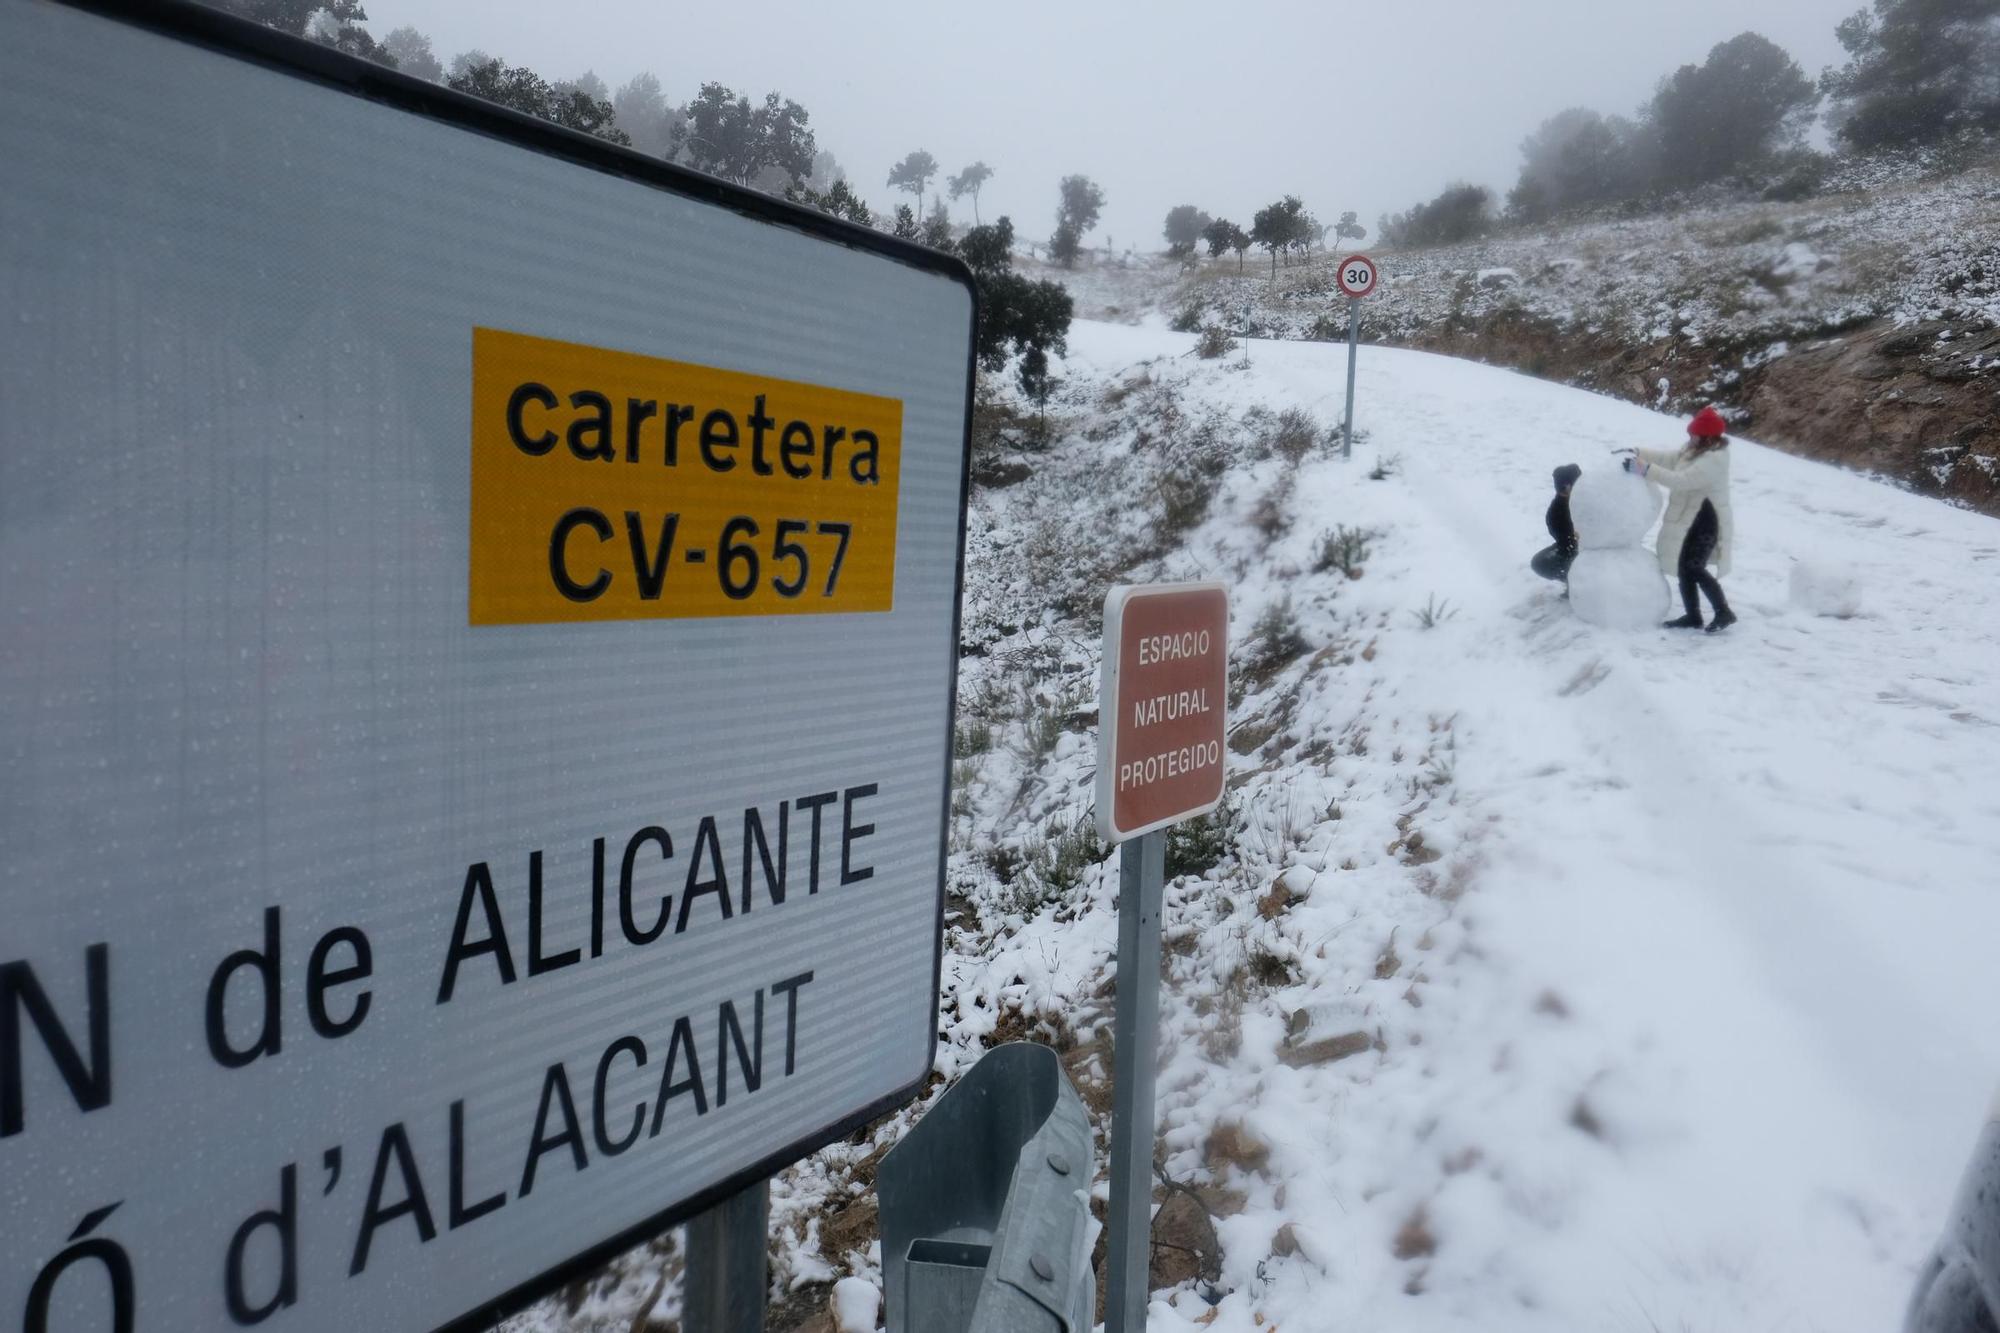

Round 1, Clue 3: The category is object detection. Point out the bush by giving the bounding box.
[1167,790,1237,878]
[1268,407,1321,463]
[1170,299,1208,333]
[1195,324,1237,359]
[1156,467,1216,544]
[1241,597,1309,685]
[1314,525,1374,577]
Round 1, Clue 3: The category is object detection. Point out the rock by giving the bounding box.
[1204,1120,1271,1174]
[1278,1027,1373,1068]
[1272,1222,1301,1258]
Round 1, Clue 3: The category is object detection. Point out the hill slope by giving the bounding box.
[512,322,2000,1332]
[1045,154,2000,515]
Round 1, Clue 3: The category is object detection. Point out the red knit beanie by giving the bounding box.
[1688,406,1728,438]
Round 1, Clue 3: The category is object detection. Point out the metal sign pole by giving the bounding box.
[1343,298,1360,459]
[683,1179,770,1333]
[1105,828,1167,1333]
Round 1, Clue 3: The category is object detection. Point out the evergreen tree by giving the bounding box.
[892,204,920,240]
[1250,196,1309,276]
[888,151,940,219]
[1821,0,2000,149]
[947,161,994,223]
[381,26,442,81]
[612,73,684,160]
[1163,204,1211,257]
[1648,33,1816,184]
[448,58,630,144]
[1050,175,1104,269]
[923,198,954,249]
[675,84,815,189]
[1201,216,1237,260]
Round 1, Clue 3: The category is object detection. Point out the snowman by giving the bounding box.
[1565,467,1668,629]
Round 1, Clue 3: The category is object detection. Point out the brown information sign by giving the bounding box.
[1096,582,1229,843]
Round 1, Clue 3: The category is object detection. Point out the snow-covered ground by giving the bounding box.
[515,320,2000,1331]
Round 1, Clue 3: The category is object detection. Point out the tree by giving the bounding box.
[923,198,954,249]
[297,4,392,63]
[675,84,816,190]
[1509,107,1645,220]
[381,26,442,81]
[1821,0,2000,149]
[787,178,873,227]
[1335,211,1366,242]
[955,217,1074,410]
[892,204,919,240]
[947,161,994,223]
[1050,175,1105,269]
[1163,205,1212,258]
[888,151,940,218]
[1250,195,1310,276]
[448,58,630,144]
[1201,217,1237,260]
[1379,183,1491,248]
[1647,33,1817,185]
[1229,224,1252,271]
[612,73,684,160]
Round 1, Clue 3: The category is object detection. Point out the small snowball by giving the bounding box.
[1570,549,1670,629]
[832,1276,881,1333]
[1789,560,1863,618]
[1568,469,1661,550]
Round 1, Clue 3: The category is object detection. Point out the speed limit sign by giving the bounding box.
[1337,253,1379,299]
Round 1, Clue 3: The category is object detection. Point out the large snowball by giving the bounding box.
[1789,560,1863,618]
[1570,548,1670,629]
[1569,468,1661,550]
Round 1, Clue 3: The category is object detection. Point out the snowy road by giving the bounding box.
[1058,321,2000,1331]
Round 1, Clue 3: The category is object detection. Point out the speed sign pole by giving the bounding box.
[1337,253,1379,458]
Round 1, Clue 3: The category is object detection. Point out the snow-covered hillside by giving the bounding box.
[515,322,2000,1333]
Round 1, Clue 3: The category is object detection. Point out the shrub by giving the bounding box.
[1241,597,1309,685]
[1314,525,1374,578]
[1167,790,1237,878]
[1170,299,1207,334]
[1156,467,1216,544]
[1269,407,1320,463]
[1196,324,1237,359]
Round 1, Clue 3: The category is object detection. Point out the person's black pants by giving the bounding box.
[1531,544,1574,583]
[1677,500,1730,618]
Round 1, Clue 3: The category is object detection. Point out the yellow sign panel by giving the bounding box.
[470,327,903,625]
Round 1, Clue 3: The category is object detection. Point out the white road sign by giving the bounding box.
[0,3,974,1329]
[1337,254,1380,299]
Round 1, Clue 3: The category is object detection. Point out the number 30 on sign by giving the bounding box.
[1337,254,1378,300]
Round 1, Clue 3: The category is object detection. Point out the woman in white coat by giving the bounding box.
[1621,406,1737,633]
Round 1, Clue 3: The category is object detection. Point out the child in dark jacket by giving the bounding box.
[1531,464,1582,586]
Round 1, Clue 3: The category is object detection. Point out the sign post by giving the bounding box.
[0,4,975,1330]
[1096,582,1229,1333]
[1336,254,1380,459]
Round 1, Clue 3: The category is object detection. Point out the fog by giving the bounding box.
[367,0,1860,249]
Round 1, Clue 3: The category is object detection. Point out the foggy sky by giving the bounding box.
[364,0,1862,252]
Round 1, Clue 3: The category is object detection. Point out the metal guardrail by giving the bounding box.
[878,1042,1096,1333]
